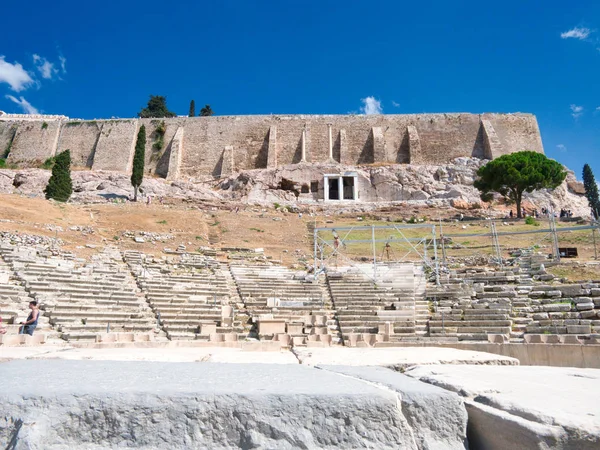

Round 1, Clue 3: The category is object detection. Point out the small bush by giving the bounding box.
[41,157,56,169]
[273,202,281,209]
[0,159,5,168]
[525,216,539,226]
[157,220,167,224]
[250,227,264,233]
[41,122,48,129]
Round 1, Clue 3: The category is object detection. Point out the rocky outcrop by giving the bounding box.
[0,360,468,449]
[0,158,590,216]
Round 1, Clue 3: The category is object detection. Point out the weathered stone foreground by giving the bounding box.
[406,365,600,450]
[0,360,467,449]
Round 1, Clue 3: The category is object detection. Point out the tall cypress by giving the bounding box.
[131,125,146,201]
[583,164,600,219]
[44,150,72,202]
[189,100,196,117]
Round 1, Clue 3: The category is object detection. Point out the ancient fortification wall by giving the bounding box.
[0,113,544,178]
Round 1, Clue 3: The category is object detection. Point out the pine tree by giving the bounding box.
[189,100,196,117]
[200,104,214,116]
[137,95,176,118]
[44,150,73,202]
[475,151,566,218]
[583,164,600,219]
[131,125,146,201]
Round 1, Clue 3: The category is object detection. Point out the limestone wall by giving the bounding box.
[91,120,138,172]
[7,120,61,165]
[0,121,18,158]
[57,121,102,168]
[0,113,544,176]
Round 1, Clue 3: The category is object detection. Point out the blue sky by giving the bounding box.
[1,0,599,177]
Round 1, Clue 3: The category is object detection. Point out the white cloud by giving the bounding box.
[556,144,567,152]
[0,56,34,92]
[360,96,382,115]
[392,101,400,108]
[561,27,591,40]
[570,104,584,118]
[58,55,67,73]
[5,95,39,114]
[33,54,59,79]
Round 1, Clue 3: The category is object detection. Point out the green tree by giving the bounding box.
[474,151,567,218]
[137,95,176,118]
[189,100,195,117]
[200,104,214,116]
[131,125,146,201]
[583,164,600,219]
[44,150,73,202]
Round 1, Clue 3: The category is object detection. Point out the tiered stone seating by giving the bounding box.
[124,251,243,341]
[0,249,53,340]
[4,246,157,341]
[230,264,337,345]
[328,263,422,344]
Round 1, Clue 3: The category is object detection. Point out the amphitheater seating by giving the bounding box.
[230,264,337,344]
[1,245,157,342]
[124,251,243,340]
[327,263,426,344]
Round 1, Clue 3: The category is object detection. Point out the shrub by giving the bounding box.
[41,157,56,169]
[44,150,72,202]
[41,122,48,129]
[525,216,539,226]
[0,159,6,169]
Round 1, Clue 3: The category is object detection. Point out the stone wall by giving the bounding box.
[7,120,61,165]
[57,121,102,168]
[0,113,544,176]
[91,120,138,172]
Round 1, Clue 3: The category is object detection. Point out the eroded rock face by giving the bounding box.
[0,360,468,450]
[0,158,590,216]
[405,365,600,450]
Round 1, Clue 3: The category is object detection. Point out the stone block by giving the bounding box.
[561,335,581,344]
[566,325,591,335]
[224,333,238,342]
[286,323,304,335]
[209,333,224,343]
[200,323,217,336]
[576,303,594,311]
[487,334,507,344]
[258,319,286,335]
[318,334,332,346]
[524,334,543,344]
[541,334,561,344]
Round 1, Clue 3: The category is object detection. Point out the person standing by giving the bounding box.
[19,301,39,336]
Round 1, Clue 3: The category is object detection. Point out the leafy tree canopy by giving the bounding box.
[44,149,73,202]
[200,104,214,116]
[138,95,176,118]
[583,164,600,219]
[474,151,566,218]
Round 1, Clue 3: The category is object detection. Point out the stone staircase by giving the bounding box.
[230,263,338,344]
[327,263,420,344]
[123,251,242,341]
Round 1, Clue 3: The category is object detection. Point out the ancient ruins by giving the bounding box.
[0,111,599,449]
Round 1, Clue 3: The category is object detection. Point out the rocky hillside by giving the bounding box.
[0,157,590,217]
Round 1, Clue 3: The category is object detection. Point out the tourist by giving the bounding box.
[509,210,513,218]
[19,301,39,336]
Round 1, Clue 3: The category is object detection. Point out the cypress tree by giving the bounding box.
[583,164,600,219]
[189,100,196,117]
[44,150,73,202]
[131,125,146,201]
